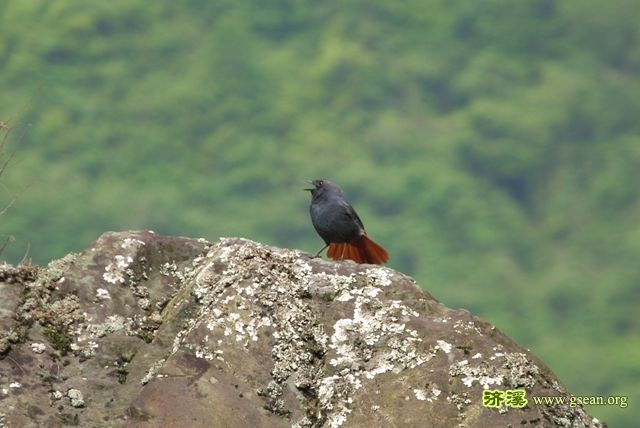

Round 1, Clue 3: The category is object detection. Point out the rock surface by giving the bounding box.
[0,231,604,427]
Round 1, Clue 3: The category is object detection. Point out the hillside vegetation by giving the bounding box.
[1,1,638,425]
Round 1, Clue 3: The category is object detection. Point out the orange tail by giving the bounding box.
[327,235,389,265]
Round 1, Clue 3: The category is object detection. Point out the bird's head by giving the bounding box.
[305,179,344,198]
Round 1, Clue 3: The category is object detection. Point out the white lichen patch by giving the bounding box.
[193,345,218,361]
[70,339,99,359]
[141,358,166,385]
[364,268,393,287]
[453,319,482,334]
[329,409,350,428]
[203,309,272,346]
[470,374,502,389]
[412,385,441,402]
[413,388,427,400]
[450,358,503,389]
[160,261,178,278]
[192,261,220,302]
[69,318,105,357]
[318,375,352,428]
[103,255,133,284]
[87,315,128,338]
[431,386,441,398]
[30,342,47,354]
[102,237,149,285]
[503,352,540,388]
[312,271,357,288]
[216,241,236,262]
[447,392,472,411]
[9,382,21,389]
[318,375,340,410]
[121,237,146,249]
[335,291,354,302]
[95,288,111,300]
[449,351,539,390]
[436,339,453,354]
[67,388,85,408]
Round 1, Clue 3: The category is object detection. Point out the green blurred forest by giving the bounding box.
[1,1,638,425]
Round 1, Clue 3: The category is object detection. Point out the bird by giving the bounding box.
[306,179,389,264]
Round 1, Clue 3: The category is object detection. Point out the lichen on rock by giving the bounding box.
[0,232,605,428]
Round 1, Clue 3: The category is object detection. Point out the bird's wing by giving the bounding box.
[340,200,366,233]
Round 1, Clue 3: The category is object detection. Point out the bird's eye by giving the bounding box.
[318,180,323,186]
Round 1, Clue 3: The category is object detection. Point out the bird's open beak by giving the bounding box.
[304,180,315,192]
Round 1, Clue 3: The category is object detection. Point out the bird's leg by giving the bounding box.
[314,244,329,258]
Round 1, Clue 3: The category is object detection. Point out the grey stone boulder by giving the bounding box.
[0,231,605,427]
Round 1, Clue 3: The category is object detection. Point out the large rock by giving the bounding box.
[0,231,604,427]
